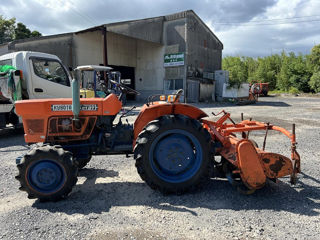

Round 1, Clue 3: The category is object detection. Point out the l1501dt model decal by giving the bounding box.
[51,104,98,111]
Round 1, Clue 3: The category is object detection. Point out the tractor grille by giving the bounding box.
[47,116,97,142]
[26,119,44,134]
[84,117,96,135]
[48,117,78,134]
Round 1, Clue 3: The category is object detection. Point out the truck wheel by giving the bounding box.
[134,115,213,194]
[16,145,78,202]
[75,155,92,169]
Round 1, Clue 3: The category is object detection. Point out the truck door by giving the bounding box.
[29,57,71,98]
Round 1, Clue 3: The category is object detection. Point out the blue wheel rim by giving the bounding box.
[27,160,66,194]
[149,129,203,183]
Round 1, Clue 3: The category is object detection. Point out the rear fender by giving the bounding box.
[133,103,208,142]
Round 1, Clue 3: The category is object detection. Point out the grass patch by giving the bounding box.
[269,87,301,95]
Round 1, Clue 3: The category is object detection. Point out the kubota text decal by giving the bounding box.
[51,104,98,111]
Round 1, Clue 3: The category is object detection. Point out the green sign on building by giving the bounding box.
[164,52,184,67]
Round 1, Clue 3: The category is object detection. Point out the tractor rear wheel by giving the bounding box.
[16,145,78,202]
[134,115,213,194]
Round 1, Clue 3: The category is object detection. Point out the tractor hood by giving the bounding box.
[15,94,122,143]
[15,94,121,118]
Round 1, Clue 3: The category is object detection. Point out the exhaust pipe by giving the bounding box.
[72,78,80,120]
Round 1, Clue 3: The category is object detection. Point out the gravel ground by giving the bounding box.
[0,96,319,240]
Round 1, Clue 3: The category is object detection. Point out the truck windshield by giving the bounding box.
[31,58,70,86]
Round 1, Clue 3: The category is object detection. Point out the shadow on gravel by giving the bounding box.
[254,101,291,107]
[78,168,119,179]
[0,128,28,151]
[32,169,320,217]
[195,100,291,110]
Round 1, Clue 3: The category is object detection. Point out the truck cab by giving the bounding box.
[0,51,72,99]
[0,51,72,128]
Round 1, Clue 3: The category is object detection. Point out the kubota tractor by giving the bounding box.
[15,66,301,201]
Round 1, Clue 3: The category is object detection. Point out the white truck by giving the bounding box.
[0,51,72,128]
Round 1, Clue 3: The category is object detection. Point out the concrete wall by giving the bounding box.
[186,12,222,77]
[163,18,187,100]
[73,31,103,67]
[222,83,250,98]
[199,82,215,102]
[136,40,165,101]
[107,32,137,67]
[107,17,163,44]
[75,30,165,101]
[10,34,73,67]
[0,44,9,56]
[75,31,164,101]
[185,12,223,102]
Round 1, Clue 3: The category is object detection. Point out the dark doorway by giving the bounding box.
[109,65,135,100]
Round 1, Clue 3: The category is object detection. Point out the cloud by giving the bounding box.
[212,0,320,56]
[0,0,319,57]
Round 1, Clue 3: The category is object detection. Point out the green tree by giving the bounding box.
[15,22,31,40]
[31,30,41,38]
[222,56,247,88]
[277,52,291,91]
[309,44,320,71]
[252,55,280,90]
[0,15,15,44]
[288,54,311,92]
[15,22,41,40]
[0,16,41,44]
[244,57,258,83]
[309,71,320,92]
[221,44,320,93]
[308,44,320,92]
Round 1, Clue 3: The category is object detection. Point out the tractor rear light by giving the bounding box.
[167,95,176,102]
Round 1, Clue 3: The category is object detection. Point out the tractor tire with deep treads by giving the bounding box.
[16,145,78,202]
[75,155,92,169]
[134,114,214,194]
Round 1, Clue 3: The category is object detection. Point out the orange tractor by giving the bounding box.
[251,82,269,96]
[15,66,300,201]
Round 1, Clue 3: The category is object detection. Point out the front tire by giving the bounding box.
[75,155,92,169]
[16,145,78,201]
[134,115,214,194]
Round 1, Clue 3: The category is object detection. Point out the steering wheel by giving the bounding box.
[109,80,140,95]
[174,89,183,102]
[48,75,62,83]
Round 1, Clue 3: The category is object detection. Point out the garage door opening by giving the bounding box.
[109,65,135,101]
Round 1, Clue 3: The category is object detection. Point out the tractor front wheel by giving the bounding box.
[16,145,78,201]
[134,115,213,194]
[75,155,92,169]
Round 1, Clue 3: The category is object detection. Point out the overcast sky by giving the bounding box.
[1,0,320,57]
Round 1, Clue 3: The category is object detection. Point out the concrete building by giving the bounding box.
[0,10,223,102]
